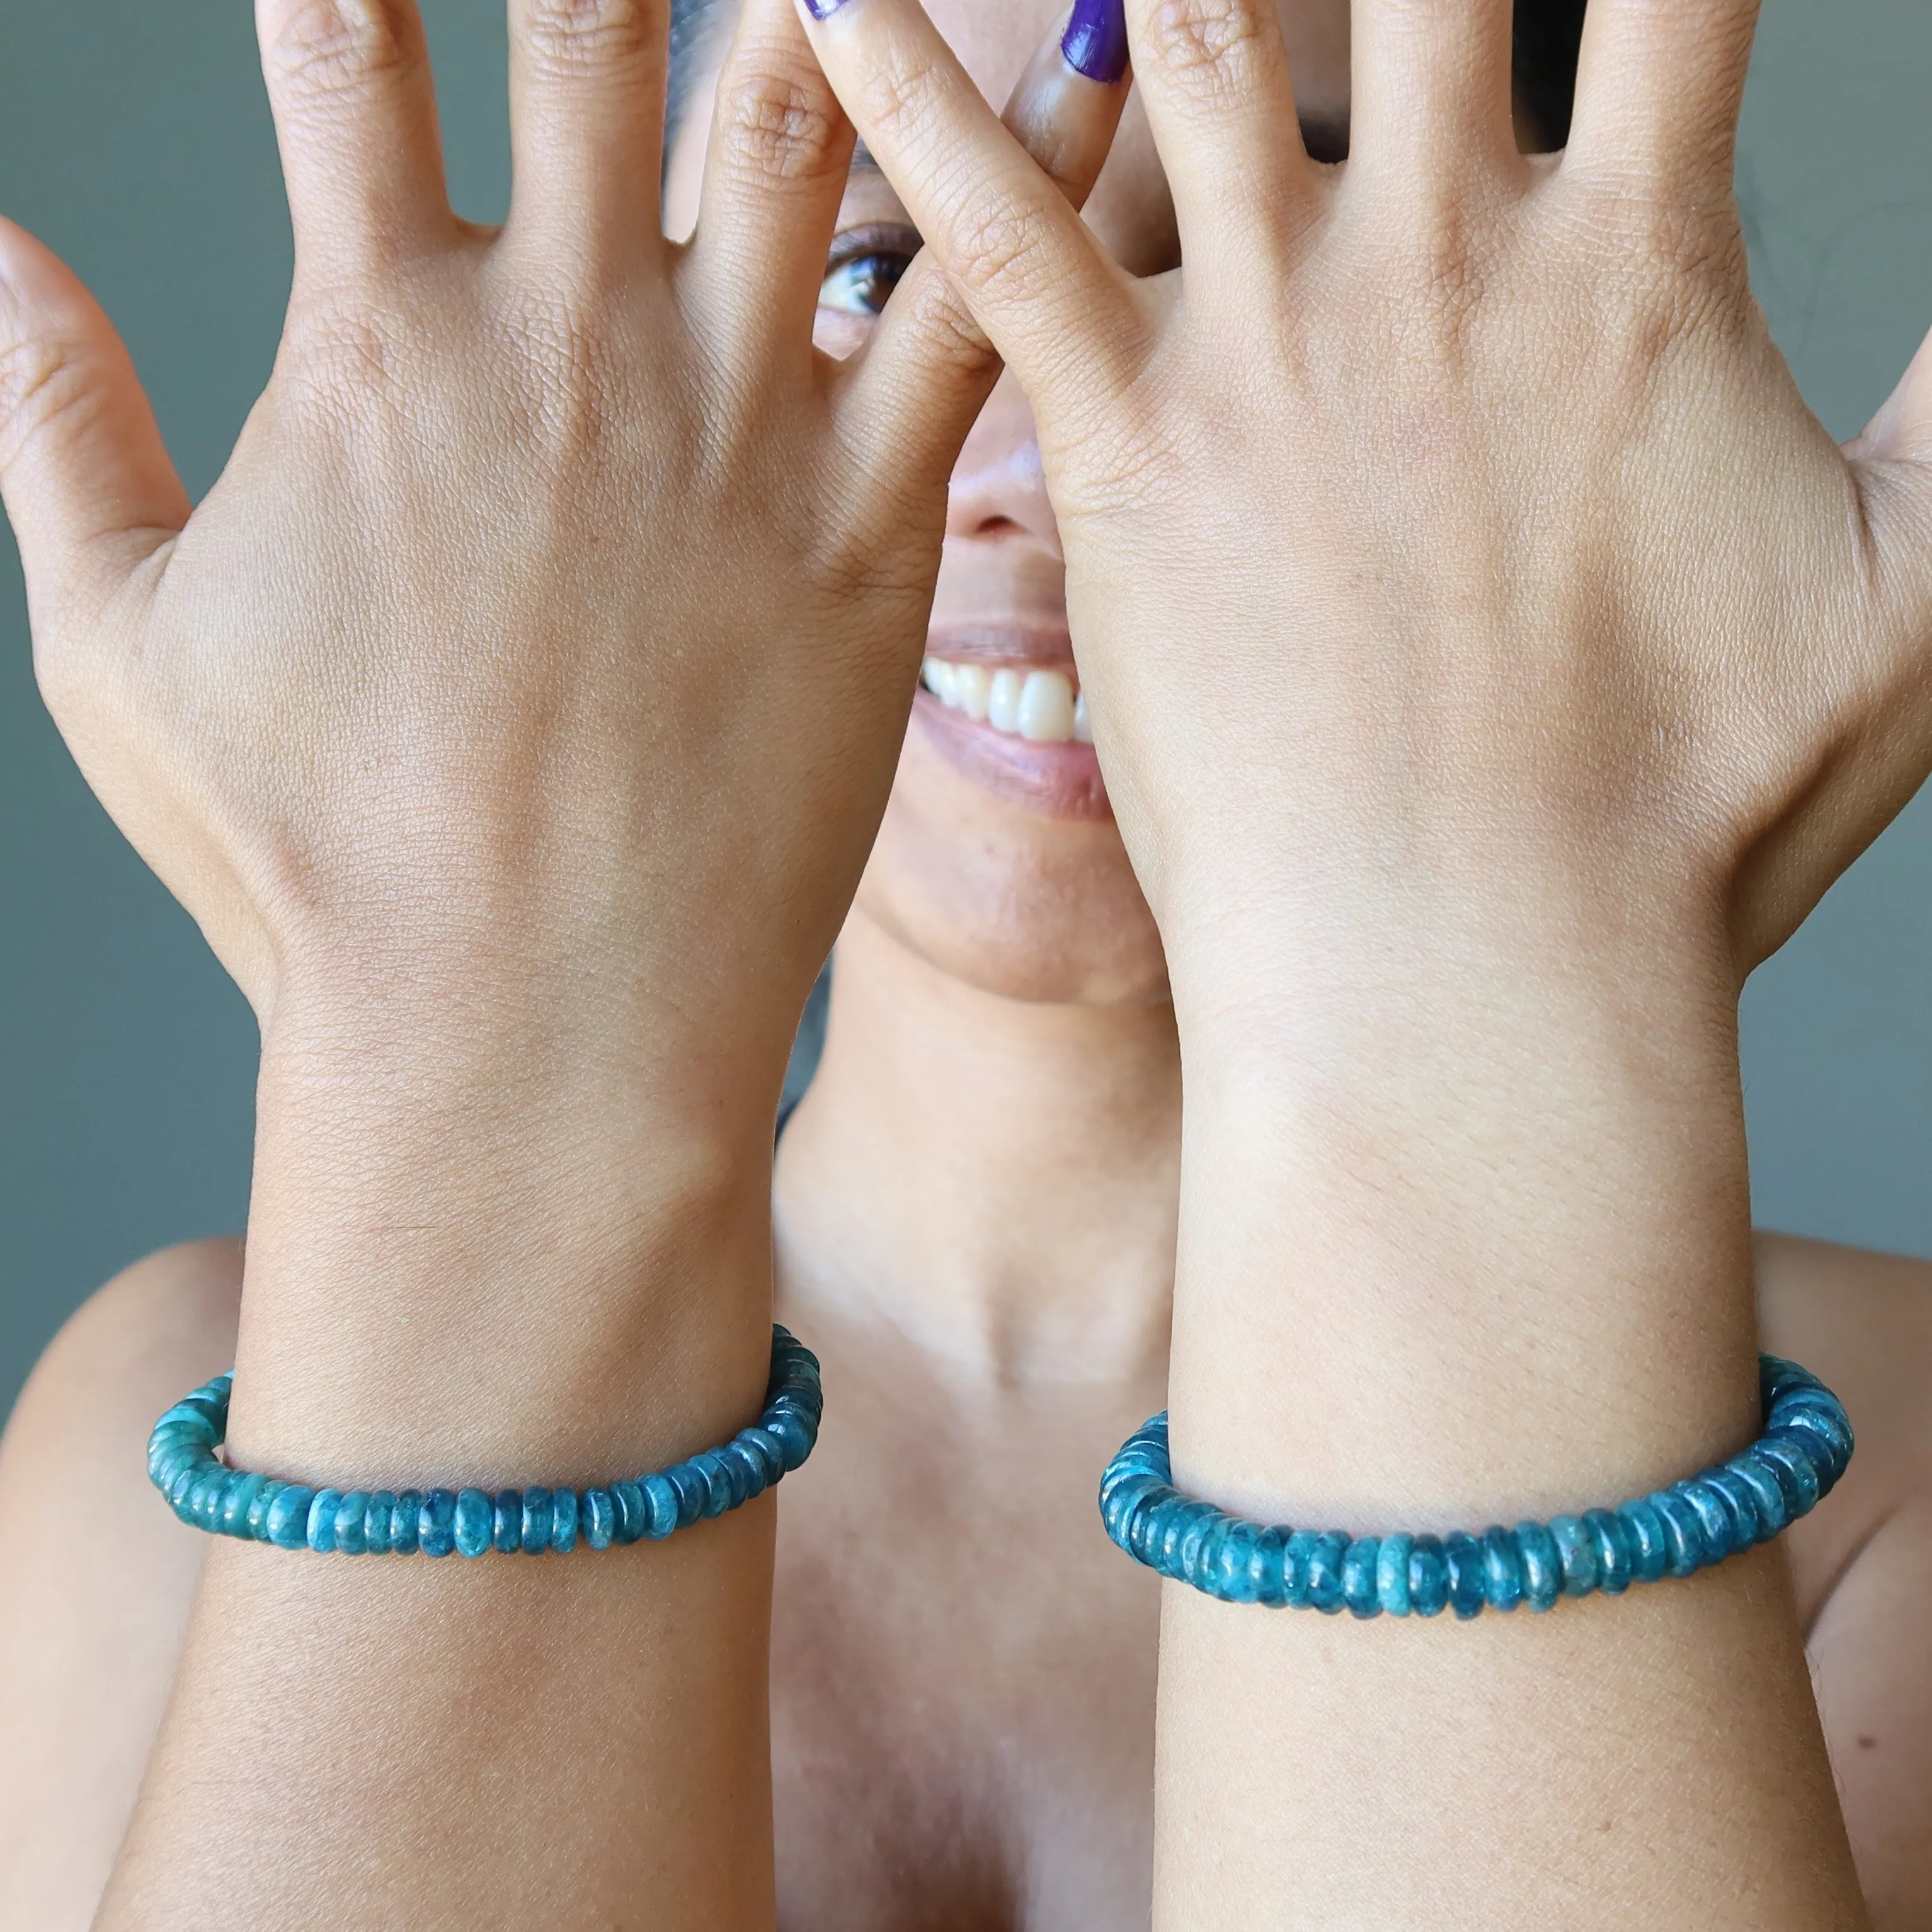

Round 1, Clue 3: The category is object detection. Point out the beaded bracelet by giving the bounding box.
[148,1326,821,1556]
[1099,1354,1851,1619]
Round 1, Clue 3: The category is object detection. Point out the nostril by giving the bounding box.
[971,515,1025,538]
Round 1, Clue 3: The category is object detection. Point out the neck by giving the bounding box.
[774,913,1182,1389]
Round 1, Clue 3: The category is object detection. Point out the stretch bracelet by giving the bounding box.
[148,1327,821,1556]
[1099,1354,1851,1620]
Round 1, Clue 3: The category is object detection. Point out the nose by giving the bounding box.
[945,367,1061,555]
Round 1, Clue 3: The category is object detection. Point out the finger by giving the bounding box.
[256,0,454,285]
[679,0,857,363]
[1565,0,1763,198]
[799,0,1140,406]
[1348,0,1520,188]
[1119,0,1315,261]
[835,8,1137,490]
[506,0,670,262]
[0,219,190,631]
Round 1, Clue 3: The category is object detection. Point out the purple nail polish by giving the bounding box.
[1062,0,1128,85]
[804,0,850,17]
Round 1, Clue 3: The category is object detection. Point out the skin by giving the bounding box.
[0,1,1930,1930]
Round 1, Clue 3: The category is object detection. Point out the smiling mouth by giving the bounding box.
[912,652,1109,820]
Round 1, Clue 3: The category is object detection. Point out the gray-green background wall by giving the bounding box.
[3,4,1929,1415]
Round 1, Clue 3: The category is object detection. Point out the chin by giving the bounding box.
[850,733,1171,1009]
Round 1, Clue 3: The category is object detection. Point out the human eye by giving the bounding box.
[818,224,922,317]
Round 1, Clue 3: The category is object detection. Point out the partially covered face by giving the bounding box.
[667,1,1353,1008]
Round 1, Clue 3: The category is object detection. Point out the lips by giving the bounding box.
[912,629,1108,820]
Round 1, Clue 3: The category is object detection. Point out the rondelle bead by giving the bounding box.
[1376,1533,1414,1616]
[639,1473,680,1541]
[1177,1506,1222,1584]
[1102,1473,1164,1547]
[363,1491,397,1556]
[1514,1521,1562,1611]
[549,1487,580,1555]
[691,1455,736,1519]
[1308,1531,1351,1615]
[1616,1499,1670,1585]
[1249,1526,1288,1608]
[764,1412,814,1474]
[220,1471,267,1538]
[1407,1536,1449,1618]
[390,1490,423,1556]
[1676,1478,1738,1564]
[1550,1516,1600,1597]
[332,1491,370,1557]
[518,1487,552,1554]
[1342,1537,1382,1620]
[723,1441,770,1504]
[1480,1526,1523,1613]
[188,1470,230,1531]
[1754,1434,1822,1515]
[736,1427,787,1488]
[1585,1509,1633,1596]
[246,1479,285,1542]
[665,1463,709,1529]
[582,1489,616,1551]
[1281,1529,1320,1610]
[493,1490,525,1555]
[1703,1468,1764,1548]
[1647,1489,1705,1576]
[610,1480,646,1546]
[1443,1532,1487,1620]
[453,1489,494,1558]
[1727,1456,1789,1539]
[1212,1519,1262,1604]
[420,1490,458,1558]
[266,1485,316,1551]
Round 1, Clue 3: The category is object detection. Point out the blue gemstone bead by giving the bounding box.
[658,1463,703,1528]
[637,1474,679,1542]
[1342,1537,1382,1620]
[1480,1527,1523,1612]
[1282,1530,1321,1609]
[363,1492,397,1555]
[333,1492,370,1556]
[1103,1473,1164,1547]
[246,1480,285,1541]
[454,1489,493,1558]
[1677,1478,1738,1563]
[420,1490,458,1558]
[1408,1536,1449,1617]
[610,1480,646,1545]
[219,1471,266,1538]
[1617,1499,1669,1584]
[1703,1467,1763,1547]
[1443,1532,1487,1619]
[583,1489,616,1551]
[188,1470,229,1531]
[516,1487,552,1553]
[1647,1489,1705,1575]
[1550,1515,1600,1596]
[1727,1456,1789,1538]
[1128,1497,1169,1568]
[1249,1526,1288,1607]
[1306,1531,1350,1615]
[1376,1533,1414,1616]
[765,1413,813,1473]
[690,1455,735,1519]
[549,1488,580,1554]
[1585,1509,1633,1594]
[723,1441,770,1503]
[266,1485,316,1551]
[166,1465,202,1512]
[1198,1518,1238,1595]
[493,1490,525,1555]
[1177,1506,1222,1583]
[1513,1521,1562,1609]
[1211,1520,1262,1604]
[390,1491,423,1555]
[737,1427,787,1487]
[1755,1434,1822,1516]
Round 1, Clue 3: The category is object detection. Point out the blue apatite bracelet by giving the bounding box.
[149,1326,821,1556]
[1100,1354,1851,1619]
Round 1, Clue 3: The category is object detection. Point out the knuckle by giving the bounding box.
[1144,0,1281,105]
[942,197,1057,306]
[0,328,99,479]
[855,47,948,157]
[265,0,416,106]
[717,61,845,186]
[518,0,661,77]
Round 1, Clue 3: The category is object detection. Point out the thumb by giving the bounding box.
[0,215,189,634]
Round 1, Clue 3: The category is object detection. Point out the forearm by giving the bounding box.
[1155,917,1866,1929]
[99,997,784,1931]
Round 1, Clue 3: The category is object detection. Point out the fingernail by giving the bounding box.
[1062,0,1129,86]
[804,0,850,17]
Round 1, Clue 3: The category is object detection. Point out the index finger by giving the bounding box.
[797,0,1145,408]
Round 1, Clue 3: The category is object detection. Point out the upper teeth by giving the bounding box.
[922,658,1093,745]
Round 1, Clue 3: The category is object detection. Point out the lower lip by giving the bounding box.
[912,690,1112,821]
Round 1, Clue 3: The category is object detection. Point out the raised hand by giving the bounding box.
[797,1,1919,1924]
